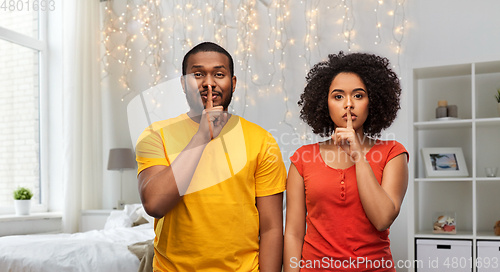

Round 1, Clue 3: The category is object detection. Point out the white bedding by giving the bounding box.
[0,206,155,272]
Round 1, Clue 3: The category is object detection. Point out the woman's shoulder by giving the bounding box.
[290,143,318,161]
[372,140,409,162]
[294,142,318,153]
[374,139,405,149]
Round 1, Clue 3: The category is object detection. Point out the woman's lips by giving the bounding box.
[342,113,357,120]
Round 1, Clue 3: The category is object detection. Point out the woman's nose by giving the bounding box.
[344,96,353,109]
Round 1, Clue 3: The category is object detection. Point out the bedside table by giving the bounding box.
[80,209,114,232]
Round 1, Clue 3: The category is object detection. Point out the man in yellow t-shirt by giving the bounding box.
[136,42,286,272]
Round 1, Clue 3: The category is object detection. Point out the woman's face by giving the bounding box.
[328,72,369,132]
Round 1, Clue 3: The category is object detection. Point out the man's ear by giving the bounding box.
[232,76,237,93]
[180,76,186,93]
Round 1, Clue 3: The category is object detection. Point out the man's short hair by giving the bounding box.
[182,42,234,77]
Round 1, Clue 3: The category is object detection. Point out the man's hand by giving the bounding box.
[197,85,228,142]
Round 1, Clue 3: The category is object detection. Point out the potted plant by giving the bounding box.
[13,187,33,215]
[496,89,500,116]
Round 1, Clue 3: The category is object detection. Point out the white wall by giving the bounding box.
[406,0,500,67]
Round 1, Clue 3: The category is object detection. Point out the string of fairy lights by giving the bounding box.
[391,0,406,78]
[138,0,165,87]
[235,0,256,117]
[374,0,382,45]
[274,0,295,134]
[101,0,408,138]
[342,0,356,51]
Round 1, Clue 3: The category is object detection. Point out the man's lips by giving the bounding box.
[200,92,221,100]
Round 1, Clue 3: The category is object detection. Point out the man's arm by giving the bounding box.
[138,102,227,219]
[138,133,210,219]
[256,192,284,272]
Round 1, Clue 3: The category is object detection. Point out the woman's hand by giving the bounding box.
[333,110,363,162]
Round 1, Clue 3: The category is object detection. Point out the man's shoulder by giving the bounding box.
[148,113,189,131]
[160,113,189,126]
[136,114,188,146]
[237,116,272,138]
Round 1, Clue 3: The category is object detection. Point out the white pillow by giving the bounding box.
[135,206,154,225]
[104,204,143,230]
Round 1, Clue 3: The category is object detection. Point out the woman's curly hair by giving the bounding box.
[298,51,401,138]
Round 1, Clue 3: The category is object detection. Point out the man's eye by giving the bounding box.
[216,73,224,77]
[194,73,203,77]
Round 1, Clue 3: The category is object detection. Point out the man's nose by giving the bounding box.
[202,75,216,88]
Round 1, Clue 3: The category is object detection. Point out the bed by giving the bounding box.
[0,204,155,272]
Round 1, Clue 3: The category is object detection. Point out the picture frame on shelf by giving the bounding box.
[421,147,469,177]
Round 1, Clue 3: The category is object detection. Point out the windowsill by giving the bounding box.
[0,212,62,222]
[0,212,63,236]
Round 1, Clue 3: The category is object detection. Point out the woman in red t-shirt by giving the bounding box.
[284,52,409,272]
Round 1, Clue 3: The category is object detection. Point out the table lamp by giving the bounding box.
[107,148,136,209]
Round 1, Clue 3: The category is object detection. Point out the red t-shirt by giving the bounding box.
[290,140,408,271]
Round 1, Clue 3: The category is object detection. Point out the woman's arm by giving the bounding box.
[283,163,307,272]
[335,110,408,231]
[355,153,408,231]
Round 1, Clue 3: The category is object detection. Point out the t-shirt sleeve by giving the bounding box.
[254,133,287,197]
[290,147,304,177]
[387,141,409,163]
[135,126,170,176]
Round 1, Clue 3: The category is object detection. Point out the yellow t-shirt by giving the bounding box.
[135,113,287,272]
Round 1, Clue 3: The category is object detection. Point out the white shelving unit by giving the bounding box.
[407,60,500,272]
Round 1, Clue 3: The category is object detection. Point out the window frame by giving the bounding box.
[0,9,48,214]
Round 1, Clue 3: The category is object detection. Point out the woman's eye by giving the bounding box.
[354,94,363,98]
[334,94,343,99]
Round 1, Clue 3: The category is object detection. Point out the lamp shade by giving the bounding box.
[107,148,136,170]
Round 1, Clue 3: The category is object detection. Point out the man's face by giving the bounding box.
[183,51,236,113]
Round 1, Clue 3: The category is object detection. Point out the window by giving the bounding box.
[0,8,47,213]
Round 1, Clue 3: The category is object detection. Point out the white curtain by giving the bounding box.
[62,0,103,233]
